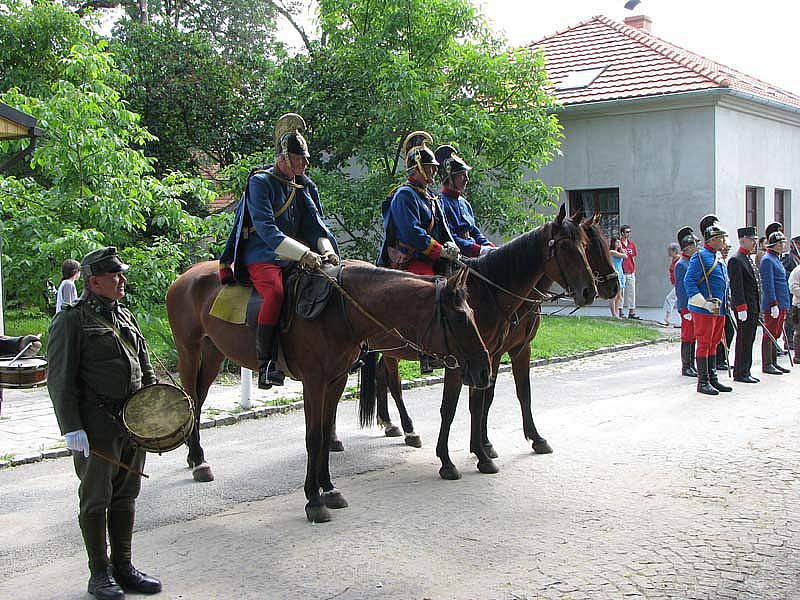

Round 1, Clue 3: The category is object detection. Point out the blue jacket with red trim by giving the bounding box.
[377,183,454,267]
[674,255,691,312]
[440,191,493,257]
[759,250,791,311]
[684,245,729,315]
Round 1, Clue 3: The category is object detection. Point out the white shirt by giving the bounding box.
[789,265,800,307]
[55,279,78,313]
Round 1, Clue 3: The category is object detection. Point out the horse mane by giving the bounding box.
[342,260,468,301]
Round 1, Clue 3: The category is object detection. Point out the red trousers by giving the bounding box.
[680,311,695,342]
[762,309,786,354]
[406,259,435,276]
[693,313,725,357]
[246,262,284,325]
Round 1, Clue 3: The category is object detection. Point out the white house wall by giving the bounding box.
[534,104,716,306]
[714,100,800,241]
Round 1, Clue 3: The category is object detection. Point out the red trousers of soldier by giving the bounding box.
[680,310,695,343]
[762,308,786,355]
[246,262,284,325]
[692,313,725,358]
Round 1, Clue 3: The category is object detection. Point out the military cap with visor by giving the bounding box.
[434,145,471,183]
[81,246,129,276]
[767,230,787,247]
[737,226,757,239]
[403,131,439,173]
[275,113,310,158]
[699,214,727,241]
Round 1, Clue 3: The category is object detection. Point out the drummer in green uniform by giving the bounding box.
[47,247,161,600]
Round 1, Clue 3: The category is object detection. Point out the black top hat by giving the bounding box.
[81,246,129,276]
[737,226,757,239]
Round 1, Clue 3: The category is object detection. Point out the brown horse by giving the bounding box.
[372,212,619,458]
[359,205,598,479]
[166,260,491,522]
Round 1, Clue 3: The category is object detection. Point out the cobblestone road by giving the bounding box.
[1,342,799,599]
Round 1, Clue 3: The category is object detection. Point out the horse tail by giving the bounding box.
[358,352,378,427]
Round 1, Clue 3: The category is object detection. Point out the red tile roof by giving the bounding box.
[527,15,800,110]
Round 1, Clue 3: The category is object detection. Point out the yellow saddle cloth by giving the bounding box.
[209,284,253,325]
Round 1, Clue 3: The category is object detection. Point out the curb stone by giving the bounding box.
[1,336,676,470]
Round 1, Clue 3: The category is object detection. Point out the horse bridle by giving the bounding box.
[418,276,469,369]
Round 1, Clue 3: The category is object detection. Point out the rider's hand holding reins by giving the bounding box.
[300,250,324,270]
[322,251,340,266]
[441,242,460,262]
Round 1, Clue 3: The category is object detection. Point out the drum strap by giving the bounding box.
[92,314,142,364]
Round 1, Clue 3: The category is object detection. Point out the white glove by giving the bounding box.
[322,251,340,266]
[479,245,495,257]
[682,312,692,321]
[770,305,780,319]
[737,309,748,321]
[299,251,324,270]
[64,429,90,458]
[440,242,460,262]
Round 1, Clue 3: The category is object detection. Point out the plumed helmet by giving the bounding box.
[275,113,310,158]
[676,226,699,250]
[765,221,783,239]
[434,145,471,183]
[403,131,438,173]
[699,214,718,240]
[767,230,787,247]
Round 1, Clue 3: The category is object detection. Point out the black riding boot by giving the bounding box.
[715,343,729,371]
[681,342,697,377]
[81,514,123,600]
[256,324,285,390]
[419,354,444,375]
[762,342,783,375]
[696,356,718,395]
[708,354,732,392]
[774,343,791,373]
[109,509,161,595]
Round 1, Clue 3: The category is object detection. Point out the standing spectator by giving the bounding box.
[659,242,680,326]
[780,235,799,351]
[675,227,699,377]
[759,230,791,374]
[620,225,640,319]
[788,260,800,364]
[728,227,761,383]
[56,259,81,313]
[608,236,626,318]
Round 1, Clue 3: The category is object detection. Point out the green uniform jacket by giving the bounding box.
[47,293,157,439]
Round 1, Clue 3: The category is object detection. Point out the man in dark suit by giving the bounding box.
[727,227,761,383]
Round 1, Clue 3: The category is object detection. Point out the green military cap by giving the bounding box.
[81,246,129,276]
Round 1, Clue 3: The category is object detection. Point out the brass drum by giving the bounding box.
[0,357,48,388]
[122,383,195,453]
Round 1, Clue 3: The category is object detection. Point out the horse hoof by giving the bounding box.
[321,489,349,509]
[192,463,214,482]
[305,503,332,523]
[329,440,345,452]
[483,444,498,459]
[533,439,553,454]
[384,425,403,437]
[439,465,462,480]
[404,434,422,448]
[477,459,499,474]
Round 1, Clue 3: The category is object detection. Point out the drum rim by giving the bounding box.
[122,383,195,452]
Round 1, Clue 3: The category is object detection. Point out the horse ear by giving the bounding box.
[572,206,584,222]
[555,203,566,226]
[593,211,601,226]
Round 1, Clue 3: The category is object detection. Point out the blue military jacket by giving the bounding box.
[440,191,492,257]
[759,250,791,311]
[377,183,454,267]
[674,255,691,312]
[684,245,729,315]
[219,166,336,277]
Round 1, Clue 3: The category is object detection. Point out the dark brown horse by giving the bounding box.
[166,260,491,522]
[359,205,598,479]
[368,213,619,463]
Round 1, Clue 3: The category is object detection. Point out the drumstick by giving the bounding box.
[9,342,33,365]
[90,449,150,478]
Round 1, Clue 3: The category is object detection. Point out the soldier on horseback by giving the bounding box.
[218,113,338,390]
[434,144,496,257]
[377,131,460,276]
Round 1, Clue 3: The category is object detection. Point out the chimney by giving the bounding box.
[624,15,652,32]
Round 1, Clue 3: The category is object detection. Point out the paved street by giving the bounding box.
[1,341,799,599]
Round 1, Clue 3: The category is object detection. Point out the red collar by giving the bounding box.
[738,247,750,255]
[704,244,716,252]
[441,187,461,198]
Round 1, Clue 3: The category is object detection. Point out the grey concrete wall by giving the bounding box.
[714,101,800,241]
[534,105,716,306]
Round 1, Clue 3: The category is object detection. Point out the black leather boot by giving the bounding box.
[81,514,123,600]
[109,510,161,595]
[681,342,697,377]
[419,354,443,374]
[256,324,285,389]
[774,344,791,373]
[762,343,783,375]
[696,356,718,395]
[708,354,732,392]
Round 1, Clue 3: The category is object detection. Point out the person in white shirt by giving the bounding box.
[55,259,81,313]
[788,262,800,363]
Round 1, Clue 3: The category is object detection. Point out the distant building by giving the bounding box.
[528,15,800,305]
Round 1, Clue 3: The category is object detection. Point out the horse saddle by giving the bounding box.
[209,264,343,331]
